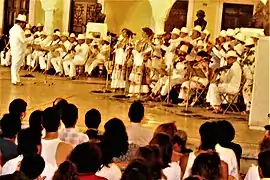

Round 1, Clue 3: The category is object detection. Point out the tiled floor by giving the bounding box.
[0,67,264,173]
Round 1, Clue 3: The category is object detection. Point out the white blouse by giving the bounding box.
[96,163,122,180]
[163,162,181,180]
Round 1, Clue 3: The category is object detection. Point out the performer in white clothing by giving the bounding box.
[63,34,89,79]
[206,50,242,113]
[9,14,27,85]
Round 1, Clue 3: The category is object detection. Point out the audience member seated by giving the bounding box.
[217,120,242,169]
[69,142,106,180]
[126,101,153,146]
[245,137,270,180]
[8,98,27,122]
[121,159,153,180]
[85,109,102,142]
[101,118,138,165]
[0,155,45,180]
[154,122,177,138]
[191,152,223,180]
[53,161,78,180]
[180,122,228,180]
[1,128,56,179]
[29,110,44,133]
[149,133,181,180]
[135,145,164,180]
[184,176,204,180]
[59,104,89,146]
[53,98,69,130]
[41,107,73,169]
[258,149,270,180]
[173,130,192,155]
[0,114,21,166]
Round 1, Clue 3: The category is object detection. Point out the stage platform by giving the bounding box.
[0,67,264,174]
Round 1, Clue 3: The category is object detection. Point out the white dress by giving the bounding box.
[163,162,181,180]
[96,163,122,180]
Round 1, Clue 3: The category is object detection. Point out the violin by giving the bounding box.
[214,64,232,74]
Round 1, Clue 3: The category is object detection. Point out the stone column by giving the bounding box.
[40,0,58,35]
[28,0,36,25]
[62,0,71,32]
[0,0,5,34]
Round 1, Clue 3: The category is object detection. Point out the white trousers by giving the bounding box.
[51,57,68,74]
[39,53,53,70]
[86,58,105,75]
[0,51,11,66]
[11,54,24,84]
[160,76,185,96]
[63,58,85,77]
[206,83,237,106]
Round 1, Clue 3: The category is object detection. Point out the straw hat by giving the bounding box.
[77,34,85,40]
[86,33,95,39]
[53,31,61,37]
[16,14,27,22]
[202,29,210,35]
[180,27,188,34]
[226,50,238,58]
[219,30,227,38]
[70,33,76,38]
[37,23,43,27]
[154,31,165,38]
[234,33,245,42]
[245,37,255,46]
[62,31,69,37]
[193,25,202,33]
[171,28,181,36]
[179,45,189,54]
[24,30,31,35]
[25,24,31,29]
[226,29,235,37]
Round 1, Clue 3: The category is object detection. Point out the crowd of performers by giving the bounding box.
[0,22,262,114]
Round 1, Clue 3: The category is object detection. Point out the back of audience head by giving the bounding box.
[199,122,218,150]
[100,118,129,166]
[85,108,101,129]
[20,154,45,180]
[260,136,270,152]
[42,107,60,133]
[53,161,78,180]
[191,152,221,180]
[258,149,270,178]
[69,142,102,174]
[128,100,144,123]
[154,122,177,138]
[53,98,68,118]
[9,98,27,119]
[184,176,204,180]
[61,104,78,128]
[121,158,152,180]
[149,133,173,168]
[29,110,43,132]
[1,113,21,139]
[17,127,42,156]
[216,120,235,144]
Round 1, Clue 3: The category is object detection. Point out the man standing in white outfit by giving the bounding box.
[63,34,89,80]
[9,14,27,85]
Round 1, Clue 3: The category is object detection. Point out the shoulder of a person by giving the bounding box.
[58,141,73,150]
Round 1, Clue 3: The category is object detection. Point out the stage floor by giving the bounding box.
[0,67,263,173]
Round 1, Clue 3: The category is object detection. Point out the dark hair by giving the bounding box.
[53,98,68,118]
[149,133,173,168]
[191,152,221,180]
[100,118,129,166]
[17,128,42,155]
[85,109,101,129]
[142,27,154,38]
[258,150,270,178]
[29,110,43,132]
[122,28,133,38]
[216,120,235,144]
[172,134,185,149]
[199,122,218,150]
[121,158,152,180]
[154,122,177,138]
[20,154,45,179]
[61,104,78,128]
[53,161,78,180]
[135,145,163,180]
[1,114,21,139]
[54,29,60,33]
[260,137,270,152]
[42,107,61,132]
[9,98,27,117]
[69,142,102,174]
[184,176,203,180]
[128,101,144,123]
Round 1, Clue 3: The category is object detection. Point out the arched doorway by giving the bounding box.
[3,0,30,35]
[165,0,188,32]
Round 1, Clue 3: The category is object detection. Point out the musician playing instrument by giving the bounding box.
[241,38,256,114]
[128,27,153,96]
[51,32,76,76]
[24,30,34,67]
[0,39,11,67]
[190,25,202,47]
[111,28,134,90]
[206,50,242,113]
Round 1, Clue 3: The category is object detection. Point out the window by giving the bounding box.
[221,3,254,30]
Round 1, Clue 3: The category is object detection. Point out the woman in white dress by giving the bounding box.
[111,29,134,91]
[129,27,154,96]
